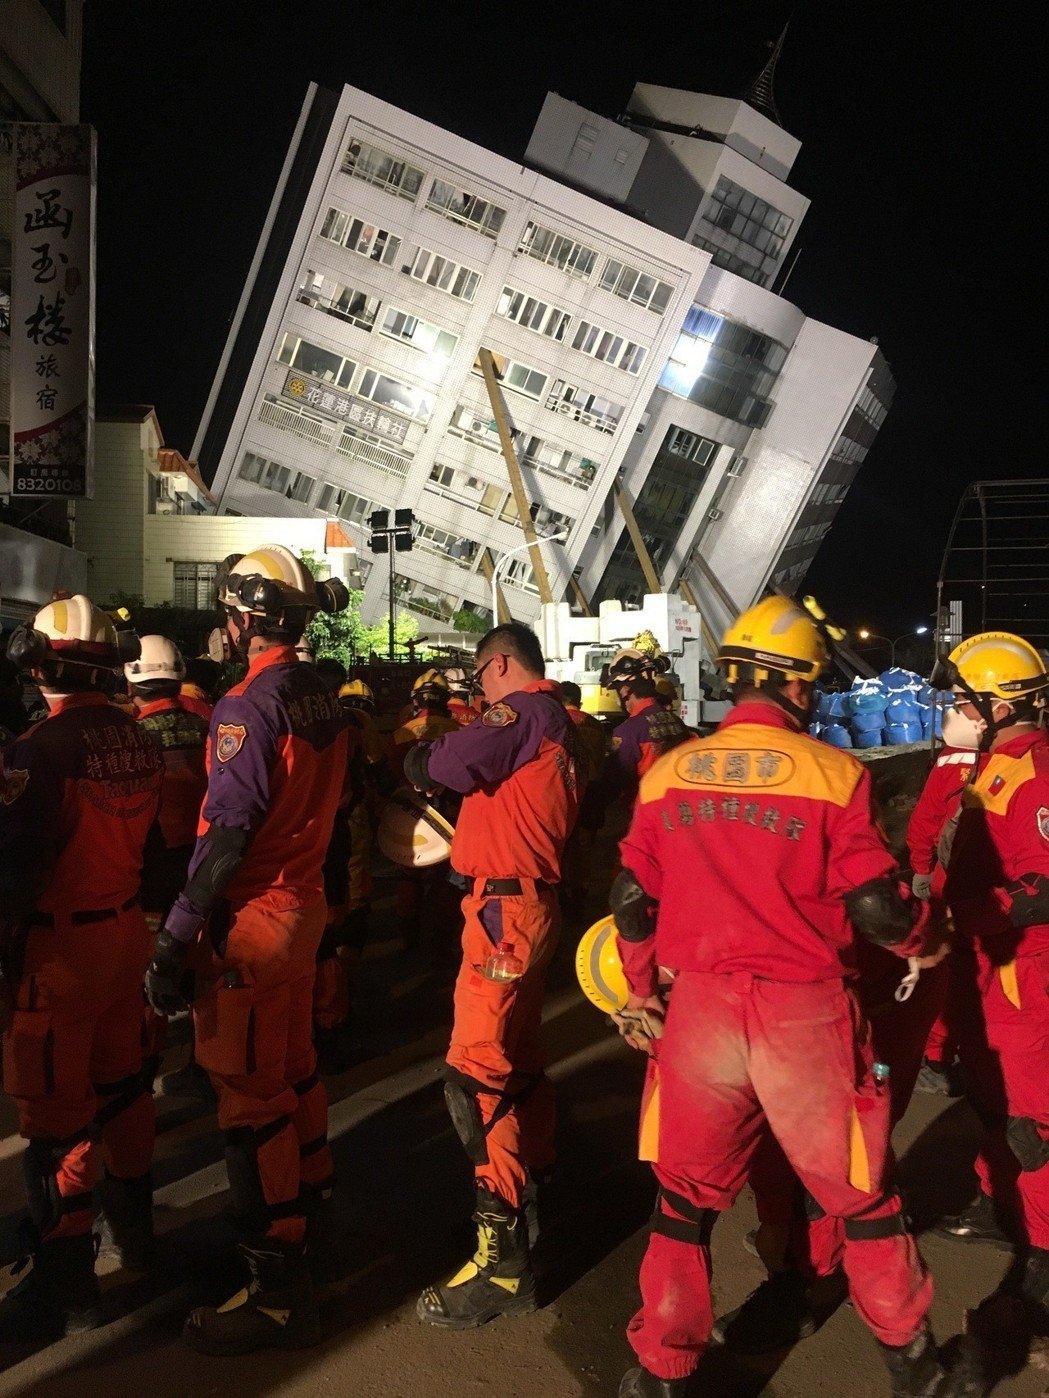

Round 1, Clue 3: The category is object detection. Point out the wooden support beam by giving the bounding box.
[611,477,662,594]
[569,575,593,616]
[477,348,555,605]
[479,548,512,624]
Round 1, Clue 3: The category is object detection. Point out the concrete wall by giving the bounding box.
[0,519,86,624]
[74,417,155,603]
[525,92,648,204]
[142,516,348,605]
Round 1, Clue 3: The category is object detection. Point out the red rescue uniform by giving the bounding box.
[425,679,579,1207]
[178,683,214,722]
[136,695,209,918]
[945,726,1049,1248]
[166,646,348,1244]
[593,697,688,809]
[616,700,932,1381]
[0,694,162,1241]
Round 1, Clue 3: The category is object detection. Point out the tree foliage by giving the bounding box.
[299,551,421,666]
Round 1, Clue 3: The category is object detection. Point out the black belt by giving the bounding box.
[482,878,553,897]
[29,895,139,929]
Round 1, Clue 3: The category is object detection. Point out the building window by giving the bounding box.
[173,562,218,610]
[520,435,600,489]
[659,307,786,428]
[297,269,380,331]
[706,177,793,258]
[237,452,315,504]
[320,209,401,267]
[664,426,718,467]
[690,236,765,284]
[406,247,481,302]
[415,522,479,567]
[357,367,435,422]
[341,139,424,201]
[472,357,546,400]
[379,307,458,375]
[599,260,673,314]
[517,222,597,279]
[496,286,571,341]
[545,378,624,435]
[425,180,506,239]
[571,321,647,374]
[277,333,357,389]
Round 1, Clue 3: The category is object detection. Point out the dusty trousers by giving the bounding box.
[445,882,559,1209]
[2,904,156,1240]
[193,894,333,1244]
[628,971,933,1381]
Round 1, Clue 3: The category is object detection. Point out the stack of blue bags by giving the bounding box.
[810,669,947,750]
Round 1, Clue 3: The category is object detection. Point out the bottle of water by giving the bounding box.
[483,941,525,982]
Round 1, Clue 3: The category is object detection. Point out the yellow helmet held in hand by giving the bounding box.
[948,632,1049,702]
[718,595,829,686]
[575,916,629,1015]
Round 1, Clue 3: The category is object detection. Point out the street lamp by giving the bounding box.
[368,508,416,660]
[491,531,568,621]
[857,625,929,668]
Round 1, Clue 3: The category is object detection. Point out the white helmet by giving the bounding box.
[6,594,124,673]
[295,640,315,663]
[219,544,318,615]
[124,634,185,685]
[444,667,470,697]
[377,789,456,868]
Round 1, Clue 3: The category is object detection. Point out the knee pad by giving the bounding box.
[22,1129,94,1237]
[651,1186,718,1246]
[1007,1115,1049,1172]
[444,1077,490,1165]
[223,1117,297,1237]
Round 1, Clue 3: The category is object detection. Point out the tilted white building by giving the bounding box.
[195,68,893,645]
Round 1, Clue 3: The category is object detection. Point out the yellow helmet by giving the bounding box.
[654,676,677,700]
[717,595,828,685]
[948,632,1049,702]
[575,916,629,1014]
[412,667,449,694]
[340,678,374,703]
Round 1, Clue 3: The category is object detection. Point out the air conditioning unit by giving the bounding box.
[726,459,746,478]
[707,507,724,522]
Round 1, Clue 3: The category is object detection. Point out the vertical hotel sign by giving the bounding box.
[10,124,96,498]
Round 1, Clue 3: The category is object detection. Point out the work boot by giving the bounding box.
[711,1268,818,1352]
[97,1170,156,1271]
[0,1232,104,1340]
[618,1366,689,1397]
[934,1191,1015,1250]
[155,1058,217,1105]
[182,1239,321,1355]
[878,1327,947,1396]
[417,1186,537,1328]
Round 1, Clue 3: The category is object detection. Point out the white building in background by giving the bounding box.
[195,65,893,645]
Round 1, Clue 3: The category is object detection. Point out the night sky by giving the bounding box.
[80,2,1038,635]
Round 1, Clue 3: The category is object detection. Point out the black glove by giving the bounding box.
[403,740,435,794]
[145,927,191,1016]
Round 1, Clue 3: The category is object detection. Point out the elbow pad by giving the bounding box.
[403,741,433,793]
[183,824,251,914]
[1006,873,1049,929]
[610,869,658,943]
[844,877,914,948]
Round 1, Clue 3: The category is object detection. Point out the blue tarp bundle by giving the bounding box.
[809,668,950,749]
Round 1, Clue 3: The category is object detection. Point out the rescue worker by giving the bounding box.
[180,654,223,722]
[611,596,977,1398]
[127,636,210,921]
[558,681,608,910]
[653,676,678,712]
[389,670,460,950]
[909,722,982,1098]
[339,678,389,948]
[939,633,1049,1341]
[591,648,688,809]
[142,544,350,1355]
[126,635,212,1105]
[405,621,579,1329]
[445,667,481,727]
[0,597,163,1336]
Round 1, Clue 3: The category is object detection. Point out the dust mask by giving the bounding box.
[941,705,986,750]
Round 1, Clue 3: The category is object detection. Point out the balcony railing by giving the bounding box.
[258,398,337,448]
[335,431,412,477]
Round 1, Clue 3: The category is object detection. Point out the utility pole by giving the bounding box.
[367,508,415,660]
